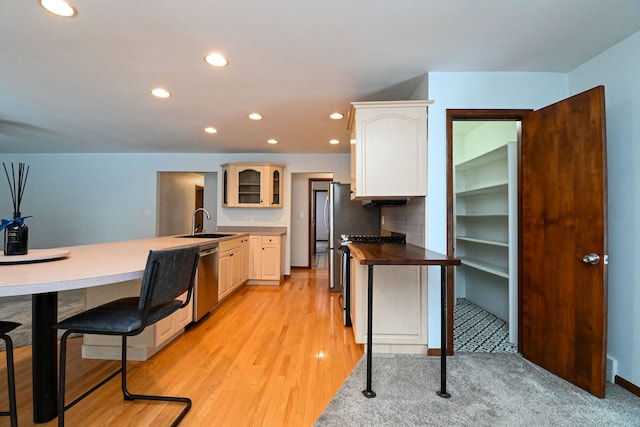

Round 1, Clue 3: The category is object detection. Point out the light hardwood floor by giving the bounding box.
[0,268,363,426]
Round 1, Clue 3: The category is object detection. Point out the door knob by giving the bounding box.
[582,253,601,265]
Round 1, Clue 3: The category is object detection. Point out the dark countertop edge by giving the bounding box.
[347,242,461,266]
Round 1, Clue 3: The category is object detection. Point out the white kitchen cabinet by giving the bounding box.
[155,290,192,344]
[350,258,428,353]
[454,141,518,342]
[248,234,283,284]
[238,236,249,284]
[218,237,246,301]
[221,163,284,208]
[82,280,193,361]
[347,100,433,199]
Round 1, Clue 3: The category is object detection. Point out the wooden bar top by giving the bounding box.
[347,242,461,266]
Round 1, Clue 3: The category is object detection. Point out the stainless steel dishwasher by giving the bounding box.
[194,243,219,321]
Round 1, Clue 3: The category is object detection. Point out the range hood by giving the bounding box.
[361,199,408,208]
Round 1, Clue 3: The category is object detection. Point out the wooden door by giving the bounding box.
[520,86,608,397]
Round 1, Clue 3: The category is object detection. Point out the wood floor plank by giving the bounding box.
[1,267,362,426]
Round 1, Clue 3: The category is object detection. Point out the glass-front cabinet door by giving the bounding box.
[222,168,229,206]
[237,166,264,207]
[269,166,283,207]
[221,163,284,208]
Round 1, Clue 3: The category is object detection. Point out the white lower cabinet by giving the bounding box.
[218,237,244,301]
[239,236,249,284]
[247,235,283,284]
[82,279,193,361]
[350,259,428,353]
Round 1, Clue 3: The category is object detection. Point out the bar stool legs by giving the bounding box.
[0,321,21,427]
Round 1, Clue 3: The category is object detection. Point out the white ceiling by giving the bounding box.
[1,0,639,154]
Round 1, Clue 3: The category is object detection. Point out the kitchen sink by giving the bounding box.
[176,233,234,239]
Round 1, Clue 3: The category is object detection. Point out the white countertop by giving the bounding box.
[0,235,230,297]
[215,226,287,235]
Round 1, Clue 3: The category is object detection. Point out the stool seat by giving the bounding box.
[0,322,20,335]
[54,297,182,335]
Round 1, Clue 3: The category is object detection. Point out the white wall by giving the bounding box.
[569,30,640,386]
[415,71,569,349]
[0,152,350,276]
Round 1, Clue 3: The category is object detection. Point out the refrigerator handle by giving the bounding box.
[323,193,330,235]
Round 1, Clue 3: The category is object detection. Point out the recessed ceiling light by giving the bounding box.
[248,113,262,120]
[39,0,77,17]
[329,139,340,145]
[267,139,278,145]
[350,139,356,144]
[151,88,171,98]
[329,112,344,120]
[204,127,218,134]
[204,52,229,67]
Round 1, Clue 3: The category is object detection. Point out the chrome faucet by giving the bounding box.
[192,208,212,235]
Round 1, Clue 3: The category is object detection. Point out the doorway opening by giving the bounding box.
[156,172,217,237]
[308,178,332,270]
[289,173,332,269]
[194,185,204,233]
[447,109,530,354]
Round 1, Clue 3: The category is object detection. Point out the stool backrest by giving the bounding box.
[138,246,200,319]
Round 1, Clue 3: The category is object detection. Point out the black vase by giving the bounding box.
[4,212,28,256]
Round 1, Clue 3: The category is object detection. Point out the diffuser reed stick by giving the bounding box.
[3,162,29,215]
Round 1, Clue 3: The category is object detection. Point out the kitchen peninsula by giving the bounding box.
[0,229,285,422]
[0,235,216,422]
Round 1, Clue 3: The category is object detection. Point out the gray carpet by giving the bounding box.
[315,353,640,426]
[0,289,85,349]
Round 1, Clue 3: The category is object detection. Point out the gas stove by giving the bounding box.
[340,234,407,244]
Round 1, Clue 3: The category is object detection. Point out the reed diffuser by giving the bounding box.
[2,162,31,255]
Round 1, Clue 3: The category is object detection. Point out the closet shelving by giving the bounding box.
[454,141,518,342]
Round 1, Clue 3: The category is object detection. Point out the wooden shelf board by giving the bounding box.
[459,257,509,278]
[455,236,509,247]
[456,214,508,218]
[455,182,508,197]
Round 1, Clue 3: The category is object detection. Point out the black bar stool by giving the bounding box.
[0,321,20,427]
[54,246,199,427]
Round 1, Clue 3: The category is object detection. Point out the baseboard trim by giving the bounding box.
[615,375,640,397]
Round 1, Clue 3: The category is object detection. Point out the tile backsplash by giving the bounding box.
[380,197,425,247]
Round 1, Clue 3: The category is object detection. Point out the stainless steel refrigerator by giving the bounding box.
[325,182,380,292]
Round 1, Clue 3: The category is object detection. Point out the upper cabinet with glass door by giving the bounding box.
[221,163,284,208]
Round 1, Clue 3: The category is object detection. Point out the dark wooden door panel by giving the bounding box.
[520,86,607,397]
